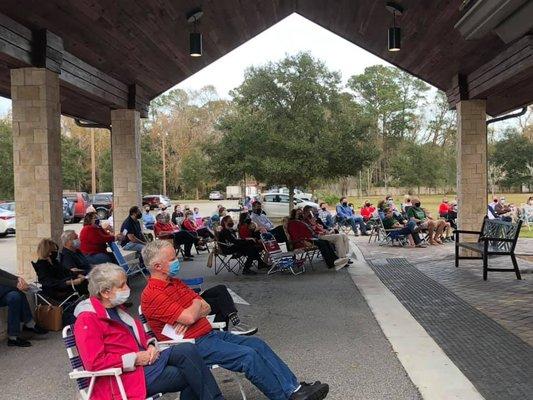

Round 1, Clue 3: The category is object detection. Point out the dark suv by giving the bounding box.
[91,193,113,220]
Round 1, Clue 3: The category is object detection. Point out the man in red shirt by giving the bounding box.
[438,197,451,217]
[359,201,376,221]
[140,241,329,400]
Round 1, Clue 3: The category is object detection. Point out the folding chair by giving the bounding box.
[285,221,320,268]
[213,231,246,275]
[260,232,304,275]
[371,219,409,247]
[137,307,246,399]
[334,214,354,235]
[62,325,163,400]
[109,242,147,281]
[521,206,533,231]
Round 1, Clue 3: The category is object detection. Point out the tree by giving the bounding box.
[180,149,209,199]
[61,134,90,191]
[0,117,13,199]
[492,129,533,191]
[211,52,378,209]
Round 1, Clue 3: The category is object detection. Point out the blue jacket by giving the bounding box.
[336,204,354,219]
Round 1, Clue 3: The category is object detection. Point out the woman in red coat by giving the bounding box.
[79,212,117,265]
[73,263,223,400]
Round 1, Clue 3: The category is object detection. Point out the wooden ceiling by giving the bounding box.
[0,0,532,124]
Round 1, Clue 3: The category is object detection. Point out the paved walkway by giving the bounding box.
[0,252,421,400]
[356,237,533,347]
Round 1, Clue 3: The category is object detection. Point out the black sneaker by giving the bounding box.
[8,337,32,347]
[289,382,329,400]
[228,312,240,326]
[242,269,257,276]
[23,325,48,335]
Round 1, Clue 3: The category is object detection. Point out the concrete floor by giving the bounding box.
[0,252,421,400]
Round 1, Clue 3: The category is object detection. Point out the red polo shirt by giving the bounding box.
[140,277,212,341]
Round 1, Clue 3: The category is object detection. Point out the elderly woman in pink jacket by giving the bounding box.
[73,263,223,400]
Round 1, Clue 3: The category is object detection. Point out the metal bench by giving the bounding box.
[455,218,522,280]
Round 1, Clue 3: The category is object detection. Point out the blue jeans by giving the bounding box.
[196,331,299,400]
[122,242,145,253]
[146,343,223,400]
[0,288,33,337]
[344,216,366,234]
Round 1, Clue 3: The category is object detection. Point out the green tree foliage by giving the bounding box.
[140,133,163,195]
[61,134,90,191]
[492,128,533,190]
[210,52,378,208]
[0,118,13,200]
[180,149,209,199]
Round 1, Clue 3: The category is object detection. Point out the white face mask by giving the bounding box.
[110,288,130,306]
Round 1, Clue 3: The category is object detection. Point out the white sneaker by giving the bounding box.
[231,323,258,336]
[333,257,349,270]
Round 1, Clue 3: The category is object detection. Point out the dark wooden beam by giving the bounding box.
[0,11,148,121]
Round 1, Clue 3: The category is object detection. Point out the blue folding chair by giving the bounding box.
[109,242,147,280]
[62,325,163,400]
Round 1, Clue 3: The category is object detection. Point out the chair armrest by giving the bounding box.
[454,229,481,235]
[210,322,226,330]
[480,237,516,242]
[69,368,122,379]
[157,339,196,345]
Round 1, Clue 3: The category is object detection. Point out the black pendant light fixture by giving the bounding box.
[386,2,403,52]
[187,8,203,57]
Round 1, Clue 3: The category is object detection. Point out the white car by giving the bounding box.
[267,188,314,202]
[209,191,225,201]
[261,193,319,218]
[0,207,16,237]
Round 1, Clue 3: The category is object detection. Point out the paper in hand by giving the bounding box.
[162,324,184,340]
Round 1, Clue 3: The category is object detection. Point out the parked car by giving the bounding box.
[62,197,75,223]
[0,206,15,237]
[267,187,314,202]
[63,191,92,222]
[142,194,171,210]
[91,193,114,220]
[261,193,319,218]
[0,201,15,212]
[209,191,225,201]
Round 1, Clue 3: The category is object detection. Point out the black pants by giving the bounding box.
[147,343,223,400]
[197,227,215,239]
[270,226,287,243]
[314,239,338,268]
[228,240,263,270]
[171,231,196,256]
[201,285,238,325]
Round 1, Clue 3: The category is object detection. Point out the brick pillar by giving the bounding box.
[11,68,63,279]
[456,100,487,234]
[111,109,142,229]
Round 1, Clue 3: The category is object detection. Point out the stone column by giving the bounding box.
[111,109,142,229]
[11,68,62,279]
[456,100,487,233]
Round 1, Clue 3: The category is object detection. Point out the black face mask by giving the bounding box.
[414,202,421,207]
[321,207,326,211]
[227,222,235,228]
[342,202,348,206]
[365,203,371,207]
[50,251,58,261]
[255,209,262,214]
[136,212,142,219]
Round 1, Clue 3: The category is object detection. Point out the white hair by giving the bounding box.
[60,230,76,247]
[87,263,126,297]
[142,240,173,270]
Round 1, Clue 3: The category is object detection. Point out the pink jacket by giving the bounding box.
[74,297,155,400]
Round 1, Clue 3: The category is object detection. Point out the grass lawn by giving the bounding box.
[346,193,533,238]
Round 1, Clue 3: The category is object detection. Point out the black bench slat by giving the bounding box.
[455,218,522,280]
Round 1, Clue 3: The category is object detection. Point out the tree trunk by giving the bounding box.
[195,187,199,200]
[288,185,295,213]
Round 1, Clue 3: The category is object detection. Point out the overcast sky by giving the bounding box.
[0,13,394,116]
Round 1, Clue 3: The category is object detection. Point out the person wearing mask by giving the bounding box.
[237,212,257,240]
[79,212,118,265]
[523,196,533,225]
[182,210,214,241]
[74,263,224,400]
[171,204,184,226]
[335,197,368,236]
[250,202,288,243]
[382,208,425,248]
[317,203,335,229]
[142,207,156,230]
[0,268,48,347]
[140,241,329,400]
[438,197,451,218]
[218,215,269,275]
[402,197,413,214]
[153,212,196,260]
[384,196,407,224]
[407,198,446,245]
[193,207,204,226]
[495,197,514,222]
[120,206,147,253]
[60,230,92,273]
[33,238,89,301]
[359,201,376,222]
[302,206,352,262]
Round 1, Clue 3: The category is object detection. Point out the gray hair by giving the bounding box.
[60,230,76,247]
[142,240,173,270]
[156,212,165,222]
[87,263,126,297]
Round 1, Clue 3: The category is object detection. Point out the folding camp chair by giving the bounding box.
[138,307,246,399]
[260,232,304,275]
[62,325,163,400]
[373,218,409,247]
[334,214,354,235]
[109,242,147,281]
[212,231,246,275]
